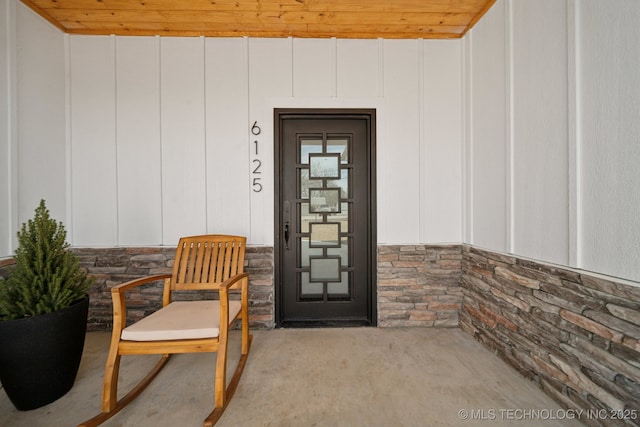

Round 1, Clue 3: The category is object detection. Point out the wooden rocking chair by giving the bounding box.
[79,235,252,427]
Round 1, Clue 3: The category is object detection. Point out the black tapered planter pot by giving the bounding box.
[0,296,89,410]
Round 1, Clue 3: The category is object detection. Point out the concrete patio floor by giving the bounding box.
[1,328,585,427]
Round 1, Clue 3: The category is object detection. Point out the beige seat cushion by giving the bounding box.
[121,300,242,341]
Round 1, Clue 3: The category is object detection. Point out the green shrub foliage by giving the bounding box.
[0,200,93,320]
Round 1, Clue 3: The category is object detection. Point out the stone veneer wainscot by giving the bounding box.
[460,245,640,427]
[3,243,632,426]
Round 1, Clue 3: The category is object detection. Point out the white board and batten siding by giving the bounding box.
[577,0,640,282]
[4,0,640,283]
[205,37,251,240]
[421,40,463,244]
[381,40,422,244]
[69,36,118,247]
[466,0,640,283]
[466,0,508,253]
[115,36,162,246]
[159,37,207,244]
[64,35,464,248]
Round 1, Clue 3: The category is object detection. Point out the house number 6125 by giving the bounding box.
[251,122,263,192]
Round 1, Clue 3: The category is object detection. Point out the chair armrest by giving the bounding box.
[110,274,172,333]
[220,272,249,292]
[217,273,249,334]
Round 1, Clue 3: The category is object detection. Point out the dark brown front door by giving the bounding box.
[275,109,376,327]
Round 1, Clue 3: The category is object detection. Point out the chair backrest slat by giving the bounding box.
[171,235,246,292]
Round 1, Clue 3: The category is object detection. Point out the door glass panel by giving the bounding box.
[309,188,341,213]
[327,138,349,163]
[300,202,322,233]
[309,223,340,247]
[327,238,349,266]
[309,154,341,179]
[300,139,323,164]
[296,133,353,303]
[300,169,322,198]
[300,272,323,297]
[327,272,349,296]
[328,202,349,233]
[301,239,323,267]
[327,169,349,198]
[309,257,341,282]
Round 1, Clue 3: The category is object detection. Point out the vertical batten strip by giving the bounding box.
[418,38,427,242]
[331,37,337,98]
[64,33,72,241]
[568,0,582,270]
[112,34,120,246]
[377,38,384,98]
[156,35,163,245]
[462,34,473,244]
[505,0,515,254]
[201,36,208,233]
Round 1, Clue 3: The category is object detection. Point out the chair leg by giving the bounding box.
[203,334,253,427]
[101,349,121,412]
[214,340,228,409]
[241,311,250,356]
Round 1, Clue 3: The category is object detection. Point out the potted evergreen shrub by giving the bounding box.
[0,200,94,410]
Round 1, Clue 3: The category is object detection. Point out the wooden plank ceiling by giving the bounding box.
[21,0,496,39]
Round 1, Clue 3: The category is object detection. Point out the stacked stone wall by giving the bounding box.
[377,245,462,327]
[5,242,640,423]
[73,246,274,331]
[460,245,640,427]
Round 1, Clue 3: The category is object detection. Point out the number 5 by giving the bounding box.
[252,177,263,192]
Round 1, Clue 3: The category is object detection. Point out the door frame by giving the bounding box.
[274,108,377,327]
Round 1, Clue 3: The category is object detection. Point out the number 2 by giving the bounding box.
[252,159,262,174]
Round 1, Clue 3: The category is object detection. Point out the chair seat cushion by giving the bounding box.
[121,300,242,341]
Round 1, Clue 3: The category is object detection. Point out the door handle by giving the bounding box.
[283,201,291,250]
[284,224,290,250]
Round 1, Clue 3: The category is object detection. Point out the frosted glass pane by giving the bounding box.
[310,257,341,282]
[327,272,349,295]
[301,202,323,233]
[309,188,341,213]
[309,154,340,178]
[327,238,349,266]
[300,169,322,198]
[301,238,323,267]
[300,139,322,163]
[327,169,349,198]
[301,272,323,296]
[310,223,340,247]
[327,139,349,163]
[328,202,349,232]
